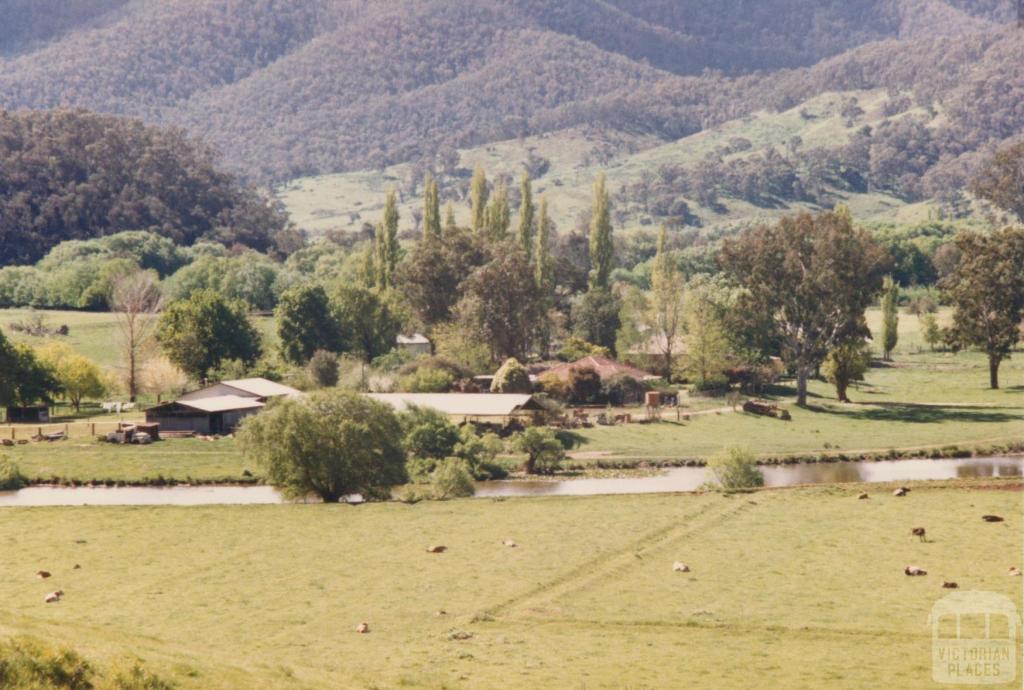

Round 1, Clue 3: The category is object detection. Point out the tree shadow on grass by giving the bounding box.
[805,401,1022,425]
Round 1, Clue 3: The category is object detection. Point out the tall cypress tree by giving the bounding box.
[534,197,551,289]
[423,173,441,244]
[470,165,489,234]
[517,173,534,258]
[880,275,899,361]
[588,172,614,291]
[444,202,457,234]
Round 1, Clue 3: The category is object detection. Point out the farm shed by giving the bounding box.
[178,378,301,403]
[144,396,264,435]
[368,393,543,424]
[4,405,50,424]
[397,333,432,358]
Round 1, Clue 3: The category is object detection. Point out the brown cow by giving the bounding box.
[911,527,926,542]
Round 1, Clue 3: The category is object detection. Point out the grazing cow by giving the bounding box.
[911,527,926,542]
[982,515,1004,523]
[905,566,927,576]
[857,492,869,500]
[673,562,691,573]
[36,570,51,579]
[355,622,369,634]
[1009,567,1022,577]
[893,487,909,497]
[942,582,959,589]
[426,545,447,553]
[502,539,518,548]
[436,610,447,617]
[44,590,63,603]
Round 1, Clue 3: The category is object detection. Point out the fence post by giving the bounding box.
[91,423,96,437]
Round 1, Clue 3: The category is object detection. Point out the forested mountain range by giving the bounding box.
[0,0,1020,191]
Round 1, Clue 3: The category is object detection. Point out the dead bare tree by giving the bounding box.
[111,271,164,402]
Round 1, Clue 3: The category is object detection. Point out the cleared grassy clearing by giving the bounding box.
[0,483,1019,688]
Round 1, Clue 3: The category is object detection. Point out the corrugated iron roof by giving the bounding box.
[221,378,302,398]
[368,393,540,416]
[397,333,431,345]
[175,395,266,413]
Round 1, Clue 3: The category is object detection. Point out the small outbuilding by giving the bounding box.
[4,405,50,424]
[397,334,432,358]
[144,396,265,435]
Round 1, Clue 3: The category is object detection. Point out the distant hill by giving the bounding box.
[0,0,1017,185]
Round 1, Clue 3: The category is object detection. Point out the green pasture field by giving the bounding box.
[0,482,1020,688]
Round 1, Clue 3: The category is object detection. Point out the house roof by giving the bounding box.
[368,393,541,417]
[540,356,657,382]
[220,378,302,399]
[397,333,431,345]
[149,395,265,414]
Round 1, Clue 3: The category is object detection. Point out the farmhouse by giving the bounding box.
[146,378,301,435]
[368,393,543,424]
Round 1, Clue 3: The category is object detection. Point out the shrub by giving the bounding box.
[0,636,173,690]
[491,358,532,393]
[568,366,603,403]
[0,458,26,491]
[537,373,571,400]
[602,373,644,405]
[401,406,460,460]
[707,446,764,489]
[397,366,456,393]
[512,427,566,475]
[430,458,476,499]
[556,336,610,362]
[307,350,340,388]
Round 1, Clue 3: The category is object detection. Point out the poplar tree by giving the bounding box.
[470,166,489,233]
[880,275,899,361]
[588,173,613,291]
[444,202,457,234]
[376,190,400,289]
[649,226,685,377]
[423,173,441,244]
[534,197,551,289]
[517,173,534,258]
[485,181,510,239]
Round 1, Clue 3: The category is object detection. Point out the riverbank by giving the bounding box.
[0,481,1018,688]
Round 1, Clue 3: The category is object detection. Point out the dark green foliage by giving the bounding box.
[331,286,400,362]
[0,458,27,491]
[396,228,489,327]
[307,350,340,388]
[238,391,407,503]
[940,227,1024,389]
[511,427,565,475]
[0,110,290,267]
[0,329,61,406]
[276,286,342,365]
[568,366,603,404]
[572,289,621,353]
[0,635,173,690]
[588,173,614,291]
[156,289,262,380]
[401,407,461,461]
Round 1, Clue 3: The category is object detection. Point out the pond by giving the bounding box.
[0,457,1020,506]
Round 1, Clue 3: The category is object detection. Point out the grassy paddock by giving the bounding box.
[0,482,1019,688]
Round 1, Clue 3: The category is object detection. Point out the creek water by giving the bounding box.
[0,457,1020,506]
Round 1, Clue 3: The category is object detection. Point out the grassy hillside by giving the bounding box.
[278,88,969,237]
[0,484,1019,687]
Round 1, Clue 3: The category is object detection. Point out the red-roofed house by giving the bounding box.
[539,356,659,384]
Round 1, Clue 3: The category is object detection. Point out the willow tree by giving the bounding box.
[720,209,890,406]
[588,173,613,291]
[470,166,489,233]
[423,173,442,244]
[517,173,534,258]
